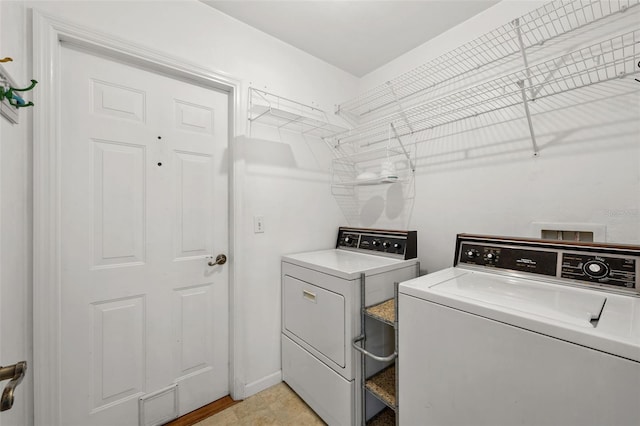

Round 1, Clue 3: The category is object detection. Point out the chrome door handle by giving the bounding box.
[207,254,227,267]
[0,361,27,412]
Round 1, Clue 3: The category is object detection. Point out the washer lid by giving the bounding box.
[400,267,640,362]
[282,249,416,280]
[432,272,607,328]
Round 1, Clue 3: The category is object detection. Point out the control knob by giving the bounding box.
[583,259,609,279]
[372,240,381,247]
[344,236,353,245]
[466,249,479,259]
[484,252,498,263]
[382,241,391,249]
[394,243,402,250]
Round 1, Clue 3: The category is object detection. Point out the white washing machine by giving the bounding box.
[282,227,419,425]
[399,234,640,426]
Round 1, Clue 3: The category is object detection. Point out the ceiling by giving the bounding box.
[201,1,500,77]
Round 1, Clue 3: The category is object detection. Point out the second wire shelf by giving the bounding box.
[248,88,348,139]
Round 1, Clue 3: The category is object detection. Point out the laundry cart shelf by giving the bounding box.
[248,87,348,138]
[366,407,396,426]
[365,365,396,409]
[365,299,395,325]
[353,277,406,425]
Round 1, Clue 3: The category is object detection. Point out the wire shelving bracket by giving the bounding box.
[513,17,539,155]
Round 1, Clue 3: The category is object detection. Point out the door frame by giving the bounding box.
[32,10,244,425]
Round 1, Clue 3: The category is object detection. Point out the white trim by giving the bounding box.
[243,371,282,398]
[230,132,247,400]
[32,11,244,424]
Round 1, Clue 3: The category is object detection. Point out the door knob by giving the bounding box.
[207,254,227,267]
[0,361,27,412]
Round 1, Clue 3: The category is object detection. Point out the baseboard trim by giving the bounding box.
[244,371,282,398]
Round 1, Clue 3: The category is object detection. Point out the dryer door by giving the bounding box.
[283,276,346,367]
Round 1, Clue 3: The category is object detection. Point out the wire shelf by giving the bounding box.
[248,88,348,139]
[332,145,410,162]
[333,176,408,187]
[332,145,415,189]
[336,0,639,120]
[331,29,640,148]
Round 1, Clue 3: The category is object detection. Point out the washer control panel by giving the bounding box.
[336,227,417,259]
[455,234,640,296]
[561,254,636,289]
[459,243,558,277]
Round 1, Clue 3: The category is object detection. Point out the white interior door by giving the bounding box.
[59,45,229,426]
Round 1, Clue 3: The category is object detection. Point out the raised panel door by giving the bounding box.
[60,45,229,425]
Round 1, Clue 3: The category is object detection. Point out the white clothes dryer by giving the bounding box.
[399,234,640,426]
[282,227,419,426]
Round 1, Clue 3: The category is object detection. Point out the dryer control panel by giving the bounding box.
[336,227,417,260]
[455,234,640,296]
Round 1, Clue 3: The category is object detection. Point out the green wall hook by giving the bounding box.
[0,79,37,108]
[10,79,38,93]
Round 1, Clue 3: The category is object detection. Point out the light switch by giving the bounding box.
[254,216,265,233]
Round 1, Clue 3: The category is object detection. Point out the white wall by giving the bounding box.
[234,131,345,394]
[18,0,355,412]
[0,1,33,425]
[355,0,640,274]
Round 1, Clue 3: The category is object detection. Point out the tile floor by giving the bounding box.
[195,382,326,425]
